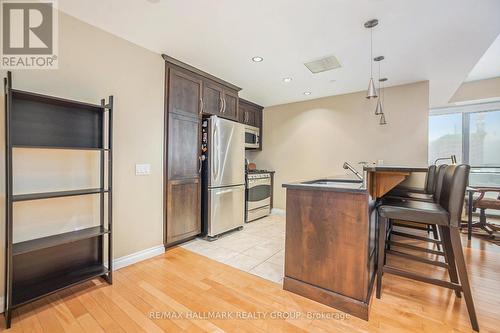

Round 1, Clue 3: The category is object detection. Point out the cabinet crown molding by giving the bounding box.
[162,54,241,92]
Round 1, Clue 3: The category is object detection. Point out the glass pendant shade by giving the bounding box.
[379,113,387,125]
[366,78,378,99]
[375,98,383,115]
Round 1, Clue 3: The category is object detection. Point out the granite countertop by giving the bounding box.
[363,165,428,172]
[283,165,429,193]
[282,174,367,193]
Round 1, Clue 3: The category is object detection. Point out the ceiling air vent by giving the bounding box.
[304,55,341,74]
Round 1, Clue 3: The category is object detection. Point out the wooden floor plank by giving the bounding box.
[16,304,44,333]
[75,313,105,333]
[43,294,85,333]
[87,285,148,333]
[68,283,125,333]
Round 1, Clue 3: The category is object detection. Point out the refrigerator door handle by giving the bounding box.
[212,120,219,182]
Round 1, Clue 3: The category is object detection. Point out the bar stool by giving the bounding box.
[387,164,437,200]
[377,164,479,332]
[385,164,448,248]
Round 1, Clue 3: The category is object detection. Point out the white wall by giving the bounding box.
[0,11,165,300]
[247,81,430,209]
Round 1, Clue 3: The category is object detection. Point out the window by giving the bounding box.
[428,113,462,165]
[469,111,500,166]
[429,102,500,187]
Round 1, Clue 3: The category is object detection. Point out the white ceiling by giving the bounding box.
[466,33,500,82]
[58,0,500,107]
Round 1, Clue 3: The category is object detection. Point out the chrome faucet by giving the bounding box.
[343,162,364,181]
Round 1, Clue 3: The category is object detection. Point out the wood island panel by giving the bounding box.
[283,188,376,320]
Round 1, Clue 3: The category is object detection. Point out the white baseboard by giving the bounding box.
[112,244,165,271]
[271,208,285,216]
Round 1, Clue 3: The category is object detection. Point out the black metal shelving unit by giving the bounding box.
[3,72,113,328]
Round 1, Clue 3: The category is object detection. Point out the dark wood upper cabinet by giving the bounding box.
[168,68,203,117]
[238,99,262,128]
[239,99,263,150]
[202,81,224,117]
[222,89,239,121]
[202,81,239,121]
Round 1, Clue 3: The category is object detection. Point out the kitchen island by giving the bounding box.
[282,166,426,320]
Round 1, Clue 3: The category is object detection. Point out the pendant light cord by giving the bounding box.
[382,80,385,103]
[378,60,381,91]
[370,28,373,78]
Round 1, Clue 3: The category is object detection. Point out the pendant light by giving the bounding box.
[364,19,379,99]
[374,56,384,115]
[379,113,387,125]
[378,78,388,125]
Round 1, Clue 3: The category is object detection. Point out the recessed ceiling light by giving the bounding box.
[282,77,293,83]
[303,91,312,96]
[252,56,263,62]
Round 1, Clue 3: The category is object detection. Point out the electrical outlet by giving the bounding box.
[135,164,151,176]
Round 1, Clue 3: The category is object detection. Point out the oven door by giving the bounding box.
[247,177,271,210]
[245,125,260,149]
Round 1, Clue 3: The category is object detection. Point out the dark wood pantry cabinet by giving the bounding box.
[164,63,203,246]
[163,55,243,247]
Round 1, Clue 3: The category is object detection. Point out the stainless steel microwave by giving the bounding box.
[245,125,260,149]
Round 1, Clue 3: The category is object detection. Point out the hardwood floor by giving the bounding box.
[1,226,499,332]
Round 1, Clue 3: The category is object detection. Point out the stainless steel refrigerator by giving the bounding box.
[201,116,245,238]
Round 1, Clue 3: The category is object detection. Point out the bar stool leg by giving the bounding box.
[439,225,461,298]
[430,224,441,251]
[449,226,479,332]
[384,219,392,265]
[376,216,387,299]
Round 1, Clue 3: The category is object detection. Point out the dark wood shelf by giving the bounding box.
[13,226,109,256]
[12,145,108,151]
[12,264,109,307]
[4,72,113,329]
[13,188,109,202]
[12,89,105,111]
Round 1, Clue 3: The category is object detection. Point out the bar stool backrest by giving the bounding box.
[433,164,448,202]
[438,164,471,227]
[424,165,437,194]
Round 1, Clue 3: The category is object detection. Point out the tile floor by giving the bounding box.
[181,213,285,283]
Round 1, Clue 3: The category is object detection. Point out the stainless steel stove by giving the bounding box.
[246,171,272,222]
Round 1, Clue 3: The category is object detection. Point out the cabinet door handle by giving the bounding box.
[200,98,204,115]
[219,96,224,114]
[245,111,248,123]
[222,98,226,114]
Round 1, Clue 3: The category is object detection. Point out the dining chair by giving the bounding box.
[466,187,500,237]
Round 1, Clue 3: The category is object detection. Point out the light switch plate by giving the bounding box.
[135,164,151,176]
